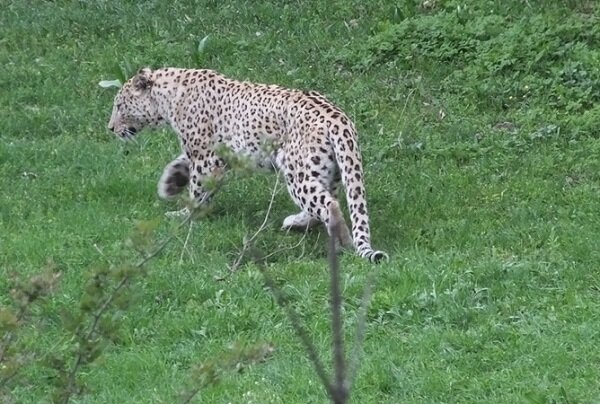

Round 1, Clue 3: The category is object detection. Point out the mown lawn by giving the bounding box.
[1,0,600,402]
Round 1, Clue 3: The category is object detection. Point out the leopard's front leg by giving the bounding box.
[187,148,226,209]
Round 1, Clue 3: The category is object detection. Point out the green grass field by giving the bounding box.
[2,0,600,402]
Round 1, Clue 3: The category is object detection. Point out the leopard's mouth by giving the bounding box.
[120,127,137,141]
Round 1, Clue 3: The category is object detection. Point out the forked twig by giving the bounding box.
[258,206,378,403]
[228,174,281,272]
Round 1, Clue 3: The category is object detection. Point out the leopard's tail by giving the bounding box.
[330,123,388,263]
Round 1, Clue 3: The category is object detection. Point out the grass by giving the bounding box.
[2,0,600,402]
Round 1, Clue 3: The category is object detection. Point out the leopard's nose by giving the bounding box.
[108,123,115,132]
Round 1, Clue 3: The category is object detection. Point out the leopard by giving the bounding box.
[107,67,388,263]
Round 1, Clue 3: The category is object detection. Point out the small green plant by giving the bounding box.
[44,218,194,403]
[0,264,61,401]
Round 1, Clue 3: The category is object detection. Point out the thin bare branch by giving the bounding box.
[179,220,194,265]
[92,243,114,266]
[229,174,281,272]
[259,266,335,398]
[262,225,310,261]
[328,221,348,404]
[181,386,202,404]
[253,173,281,243]
[399,88,416,123]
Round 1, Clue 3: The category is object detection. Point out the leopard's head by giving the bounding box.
[108,68,165,140]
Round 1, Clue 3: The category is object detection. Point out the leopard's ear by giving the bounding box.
[132,68,153,91]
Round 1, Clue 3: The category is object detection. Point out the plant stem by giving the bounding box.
[328,222,347,404]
